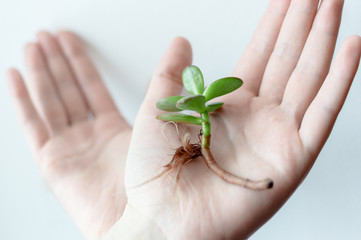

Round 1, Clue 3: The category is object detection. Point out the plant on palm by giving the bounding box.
[155,65,273,191]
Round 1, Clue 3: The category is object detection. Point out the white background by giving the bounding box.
[1,0,361,239]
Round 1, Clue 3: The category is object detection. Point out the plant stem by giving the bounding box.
[200,112,273,190]
[201,112,211,148]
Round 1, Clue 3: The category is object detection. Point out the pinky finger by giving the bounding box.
[7,68,49,153]
[299,36,361,155]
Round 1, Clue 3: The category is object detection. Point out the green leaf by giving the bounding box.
[156,96,184,112]
[156,113,203,125]
[206,102,224,112]
[176,95,206,113]
[182,65,204,95]
[203,77,243,102]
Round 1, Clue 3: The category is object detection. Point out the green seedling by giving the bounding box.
[155,65,273,191]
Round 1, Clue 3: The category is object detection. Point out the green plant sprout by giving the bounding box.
[156,65,273,191]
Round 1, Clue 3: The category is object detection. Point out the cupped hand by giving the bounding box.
[7,31,131,240]
[106,0,361,239]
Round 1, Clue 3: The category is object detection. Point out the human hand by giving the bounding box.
[105,0,361,239]
[7,31,131,240]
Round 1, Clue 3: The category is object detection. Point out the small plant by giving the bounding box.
[155,65,273,191]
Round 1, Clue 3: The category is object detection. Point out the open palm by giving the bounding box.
[7,31,131,240]
[7,1,361,240]
[106,0,361,239]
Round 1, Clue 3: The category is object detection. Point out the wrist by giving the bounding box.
[103,203,166,240]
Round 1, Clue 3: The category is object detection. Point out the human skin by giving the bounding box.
[7,0,361,239]
[7,30,131,239]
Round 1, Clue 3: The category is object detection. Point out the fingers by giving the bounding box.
[142,37,192,111]
[20,30,130,137]
[25,42,69,134]
[7,69,49,153]
[232,0,291,95]
[259,0,319,101]
[299,36,361,155]
[56,31,119,117]
[37,31,89,123]
[282,0,344,123]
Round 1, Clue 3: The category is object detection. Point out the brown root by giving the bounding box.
[134,134,273,191]
[163,139,202,169]
[201,146,273,190]
[132,139,202,189]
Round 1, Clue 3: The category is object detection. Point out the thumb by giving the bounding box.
[143,37,192,110]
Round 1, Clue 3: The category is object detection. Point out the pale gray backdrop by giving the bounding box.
[1,0,361,239]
